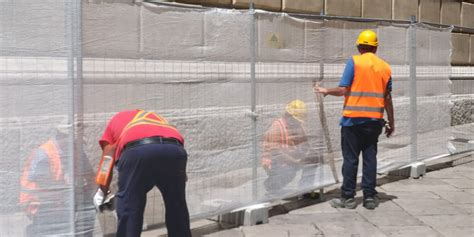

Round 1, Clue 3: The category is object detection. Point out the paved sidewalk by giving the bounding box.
[144,155,474,237]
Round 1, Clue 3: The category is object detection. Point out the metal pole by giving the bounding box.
[139,3,144,53]
[409,15,417,162]
[74,1,84,234]
[249,2,258,201]
[66,0,77,235]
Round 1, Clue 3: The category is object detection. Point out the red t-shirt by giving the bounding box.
[99,109,184,160]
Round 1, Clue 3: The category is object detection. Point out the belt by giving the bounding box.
[124,136,182,151]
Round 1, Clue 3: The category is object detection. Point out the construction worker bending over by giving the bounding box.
[314,30,395,210]
[261,100,321,196]
[94,109,191,237]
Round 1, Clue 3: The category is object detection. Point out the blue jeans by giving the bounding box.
[340,121,383,199]
[115,143,190,237]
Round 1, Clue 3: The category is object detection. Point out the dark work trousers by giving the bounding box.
[115,143,191,237]
[263,159,317,194]
[340,121,383,199]
[263,159,299,193]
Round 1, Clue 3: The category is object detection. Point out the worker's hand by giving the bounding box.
[385,123,395,138]
[261,158,272,170]
[313,83,328,96]
[93,188,106,212]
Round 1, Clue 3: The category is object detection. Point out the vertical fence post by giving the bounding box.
[139,2,144,53]
[66,0,78,235]
[249,2,258,201]
[409,15,418,163]
[74,1,84,234]
[318,24,326,201]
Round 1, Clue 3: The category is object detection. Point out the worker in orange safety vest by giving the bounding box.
[19,127,95,236]
[261,100,322,196]
[314,30,395,210]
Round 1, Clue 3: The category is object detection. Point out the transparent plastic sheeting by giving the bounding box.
[0,1,458,236]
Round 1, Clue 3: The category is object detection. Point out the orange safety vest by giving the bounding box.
[19,139,63,216]
[275,118,289,149]
[343,53,391,119]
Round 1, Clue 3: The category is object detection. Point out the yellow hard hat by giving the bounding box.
[286,100,307,122]
[356,30,378,47]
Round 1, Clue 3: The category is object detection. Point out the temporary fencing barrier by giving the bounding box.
[1,1,470,236]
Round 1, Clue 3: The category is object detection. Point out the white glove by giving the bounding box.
[93,188,105,212]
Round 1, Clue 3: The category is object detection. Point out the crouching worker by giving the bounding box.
[261,100,318,196]
[94,109,191,237]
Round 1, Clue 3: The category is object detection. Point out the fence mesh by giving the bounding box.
[0,1,466,236]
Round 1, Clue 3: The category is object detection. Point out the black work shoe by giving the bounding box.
[329,197,357,209]
[363,197,379,210]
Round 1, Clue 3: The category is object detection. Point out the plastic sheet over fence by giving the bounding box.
[0,1,460,236]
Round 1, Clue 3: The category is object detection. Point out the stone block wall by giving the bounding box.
[233,0,281,11]
[164,0,474,65]
[392,0,418,21]
[362,0,392,19]
[452,33,471,65]
[471,35,474,64]
[441,0,461,26]
[325,0,361,17]
[461,2,474,28]
[419,0,441,24]
[202,0,232,7]
[282,0,323,14]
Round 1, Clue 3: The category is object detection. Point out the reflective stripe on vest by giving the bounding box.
[276,118,289,149]
[121,110,179,137]
[343,53,391,119]
[19,139,63,215]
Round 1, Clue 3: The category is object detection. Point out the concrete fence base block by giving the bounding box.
[387,161,426,178]
[410,162,426,178]
[243,204,269,226]
[218,203,270,226]
[217,212,244,226]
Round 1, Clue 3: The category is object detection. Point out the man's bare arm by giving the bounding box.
[384,91,395,137]
[314,85,348,97]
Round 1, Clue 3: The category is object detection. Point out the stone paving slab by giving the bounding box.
[379,226,443,237]
[462,189,474,195]
[455,204,474,214]
[315,221,388,237]
[242,224,321,237]
[417,214,474,228]
[289,202,339,214]
[434,226,474,237]
[378,190,441,200]
[431,190,474,204]
[393,198,467,216]
[204,228,244,237]
[380,179,460,192]
[422,169,469,179]
[439,178,474,189]
[269,212,366,225]
[459,172,474,180]
[357,210,424,227]
[145,158,474,237]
